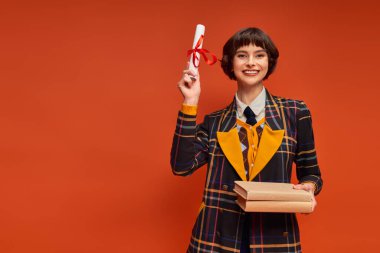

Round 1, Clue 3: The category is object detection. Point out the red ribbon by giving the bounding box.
[187,35,217,68]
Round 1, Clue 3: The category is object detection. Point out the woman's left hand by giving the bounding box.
[293,183,317,214]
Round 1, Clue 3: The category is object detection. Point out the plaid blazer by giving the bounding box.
[170,90,323,253]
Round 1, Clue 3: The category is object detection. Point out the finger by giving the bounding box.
[183,72,197,82]
[188,69,197,77]
[293,184,303,190]
[177,81,185,88]
[183,75,193,85]
[303,185,313,192]
[177,77,186,87]
[294,184,313,192]
[183,68,197,77]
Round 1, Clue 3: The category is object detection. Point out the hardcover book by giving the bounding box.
[233,181,313,213]
[233,181,312,202]
[235,196,313,213]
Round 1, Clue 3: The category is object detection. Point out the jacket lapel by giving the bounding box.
[215,91,286,181]
[216,98,247,181]
[249,90,284,180]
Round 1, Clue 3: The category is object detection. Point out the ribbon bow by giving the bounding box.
[187,35,217,67]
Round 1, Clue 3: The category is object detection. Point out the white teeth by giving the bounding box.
[243,70,258,74]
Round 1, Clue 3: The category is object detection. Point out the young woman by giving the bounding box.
[171,27,323,253]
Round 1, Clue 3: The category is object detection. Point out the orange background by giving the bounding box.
[0,0,379,252]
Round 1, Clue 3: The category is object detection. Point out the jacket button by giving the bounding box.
[283,232,289,237]
[217,231,221,237]
[222,184,228,190]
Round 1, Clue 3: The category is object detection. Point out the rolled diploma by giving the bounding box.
[188,24,205,80]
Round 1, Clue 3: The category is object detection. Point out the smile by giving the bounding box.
[242,70,259,76]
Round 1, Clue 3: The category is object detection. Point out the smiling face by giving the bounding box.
[232,44,269,87]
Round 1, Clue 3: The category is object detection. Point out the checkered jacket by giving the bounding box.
[170,90,323,253]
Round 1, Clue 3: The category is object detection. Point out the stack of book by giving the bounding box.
[233,181,313,213]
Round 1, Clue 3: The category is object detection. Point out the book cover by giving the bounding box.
[233,181,312,202]
[236,196,313,213]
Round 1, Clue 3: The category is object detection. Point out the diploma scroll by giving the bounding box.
[188,24,205,80]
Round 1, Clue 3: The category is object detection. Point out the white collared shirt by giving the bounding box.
[235,87,266,123]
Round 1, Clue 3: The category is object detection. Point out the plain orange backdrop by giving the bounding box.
[0,0,379,252]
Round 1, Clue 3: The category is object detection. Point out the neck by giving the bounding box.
[236,82,264,105]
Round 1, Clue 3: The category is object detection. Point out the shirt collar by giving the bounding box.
[235,87,266,118]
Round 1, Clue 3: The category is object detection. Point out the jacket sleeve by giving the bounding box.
[295,101,323,195]
[170,111,209,176]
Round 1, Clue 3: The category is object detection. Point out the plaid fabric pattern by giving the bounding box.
[237,123,264,181]
[256,125,263,145]
[237,125,250,180]
[170,90,323,253]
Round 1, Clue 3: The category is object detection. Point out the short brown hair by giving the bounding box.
[221,27,279,80]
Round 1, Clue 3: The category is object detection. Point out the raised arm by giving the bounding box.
[170,62,209,176]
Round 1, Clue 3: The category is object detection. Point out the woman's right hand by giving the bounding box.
[177,62,201,105]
